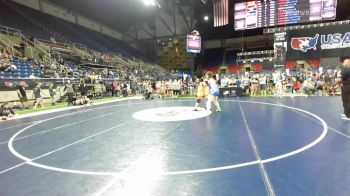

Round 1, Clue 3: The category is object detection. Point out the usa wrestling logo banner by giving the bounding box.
[291,34,319,52]
[291,33,350,52]
[287,23,350,60]
[320,32,350,50]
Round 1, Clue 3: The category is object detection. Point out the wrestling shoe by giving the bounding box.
[216,109,222,112]
[341,115,350,121]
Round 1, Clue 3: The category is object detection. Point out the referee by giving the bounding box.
[334,58,350,120]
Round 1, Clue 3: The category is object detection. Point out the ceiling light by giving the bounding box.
[142,0,157,6]
[142,0,152,6]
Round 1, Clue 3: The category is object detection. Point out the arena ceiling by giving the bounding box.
[47,0,193,33]
[44,0,350,63]
[196,0,350,40]
[48,0,350,41]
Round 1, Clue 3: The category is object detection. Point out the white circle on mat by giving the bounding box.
[8,100,328,177]
[132,107,211,122]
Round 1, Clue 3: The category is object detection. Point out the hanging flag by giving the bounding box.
[213,0,229,27]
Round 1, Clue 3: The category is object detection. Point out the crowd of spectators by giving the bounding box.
[83,50,112,64]
[0,102,16,121]
[0,46,17,72]
[0,65,345,121]
[108,78,191,99]
[218,68,342,97]
[1,32,345,121]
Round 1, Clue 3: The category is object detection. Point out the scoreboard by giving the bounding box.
[186,35,201,53]
[234,0,337,30]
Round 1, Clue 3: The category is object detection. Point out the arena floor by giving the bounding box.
[0,97,349,196]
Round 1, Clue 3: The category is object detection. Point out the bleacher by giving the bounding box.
[0,0,167,80]
[0,0,146,60]
[0,1,50,39]
[66,62,78,70]
[0,58,43,79]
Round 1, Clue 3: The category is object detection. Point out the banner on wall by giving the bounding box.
[274,32,288,67]
[287,23,350,60]
[0,78,127,91]
[0,78,62,91]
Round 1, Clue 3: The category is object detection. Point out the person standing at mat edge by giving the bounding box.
[17,81,29,109]
[333,58,350,120]
[64,80,75,106]
[205,72,222,112]
[194,77,209,111]
[33,82,44,110]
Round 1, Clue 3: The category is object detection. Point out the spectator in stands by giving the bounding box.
[44,69,53,78]
[33,82,44,110]
[67,67,73,78]
[30,72,39,78]
[18,41,26,57]
[102,68,108,78]
[0,62,7,72]
[64,80,75,106]
[1,48,12,60]
[8,63,17,72]
[0,57,15,72]
[26,58,34,68]
[51,60,58,70]
[17,81,29,109]
[53,70,60,78]
[0,103,16,121]
[39,60,45,70]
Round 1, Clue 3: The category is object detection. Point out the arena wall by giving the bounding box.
[40,1,76,23]
[11,0,40,10]
[10,0,122,40]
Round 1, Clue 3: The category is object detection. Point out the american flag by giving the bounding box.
[213,0,229,27]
